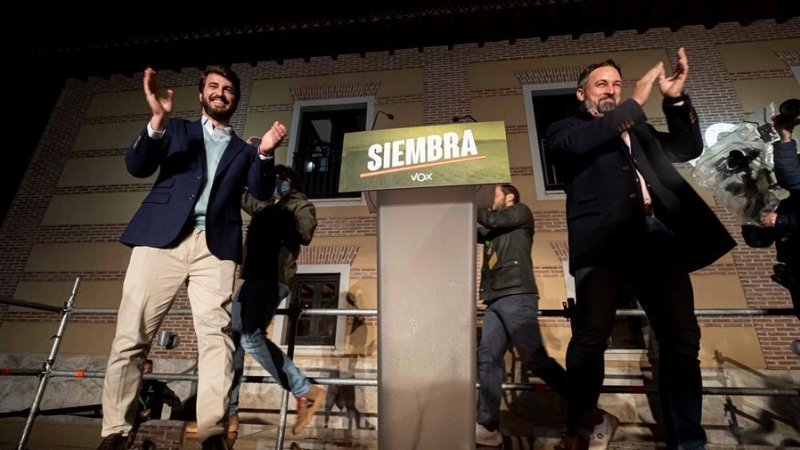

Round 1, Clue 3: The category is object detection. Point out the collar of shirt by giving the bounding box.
[201,115,233,141]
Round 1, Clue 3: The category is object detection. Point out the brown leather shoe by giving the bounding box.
[226,413,239,448]
[97,432,128,450]
[201,434,229,450]
[292,385,326,435]
[555,433,590,450]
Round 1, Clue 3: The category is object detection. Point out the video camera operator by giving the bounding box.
[760,99,799,325]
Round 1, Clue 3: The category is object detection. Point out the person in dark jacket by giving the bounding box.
[475,184,618,449]
[761,110,799,317]
[546,48,735,450]
[227,164,325,447]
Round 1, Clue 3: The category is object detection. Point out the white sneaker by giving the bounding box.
[589,410,619,450]
[476,423,502,446]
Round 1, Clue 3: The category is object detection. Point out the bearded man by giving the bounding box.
[545,49,735,450]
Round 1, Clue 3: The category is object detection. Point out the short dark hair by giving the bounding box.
[144,359,153,365]
[199,65,241,108]
[499,184,520,204]
[577,59,622,90]
[275,164,303,192]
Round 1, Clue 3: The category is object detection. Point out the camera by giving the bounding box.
[773,98,800,128]
[713,147,760,177]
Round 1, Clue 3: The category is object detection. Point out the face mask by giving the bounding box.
[274,180,291,197]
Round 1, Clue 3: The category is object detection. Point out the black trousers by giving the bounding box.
[566,216,706,450]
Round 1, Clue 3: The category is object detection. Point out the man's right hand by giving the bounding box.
[772,112,799,143]
[144,67,173,132]
[631,62,665,106]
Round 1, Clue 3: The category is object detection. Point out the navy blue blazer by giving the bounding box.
[120,118,276,263]
[546,97,736,274]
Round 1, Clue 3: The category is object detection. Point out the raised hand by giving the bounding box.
[143,67,173,131]
[258,121,288,157]
[659,47,689,99]
[631,62,664,106]
[772,112,799,143]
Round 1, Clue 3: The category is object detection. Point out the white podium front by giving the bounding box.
[376,185,477,450]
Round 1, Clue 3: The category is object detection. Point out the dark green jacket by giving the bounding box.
[477,202,539,303]
[240,190,317,286]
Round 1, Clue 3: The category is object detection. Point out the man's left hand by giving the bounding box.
[659,47,689,99]
[258,121,288,157]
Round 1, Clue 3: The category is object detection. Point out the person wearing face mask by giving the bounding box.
[226,164,324,447]
[545,49,735,450]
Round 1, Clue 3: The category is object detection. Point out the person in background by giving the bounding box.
[761,107,799,319]
[135,359,183,423]
[475,184,618,449]
[227,163,324,448]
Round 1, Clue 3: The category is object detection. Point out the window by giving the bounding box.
[273,264,351,355]
[523,83,580,199]
[288,99,370,200]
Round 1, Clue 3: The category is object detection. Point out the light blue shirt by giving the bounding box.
[192,116,233,230]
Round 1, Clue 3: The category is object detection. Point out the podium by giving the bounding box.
[340,122,510,449]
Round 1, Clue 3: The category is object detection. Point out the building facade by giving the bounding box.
[1,17,798,449]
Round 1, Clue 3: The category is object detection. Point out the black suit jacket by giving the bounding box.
[120,118,275,263]
[546,97,735,274]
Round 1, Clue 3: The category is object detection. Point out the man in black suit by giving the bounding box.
[98,65,286,450]
[546,48,735,450]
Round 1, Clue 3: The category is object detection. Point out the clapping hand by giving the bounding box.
[257,121,288,157]
[143,68,173,132]
[659,47,689,99]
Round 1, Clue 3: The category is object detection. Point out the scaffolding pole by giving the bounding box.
[14,277,81,450]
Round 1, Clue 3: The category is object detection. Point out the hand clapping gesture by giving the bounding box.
[659,47,689,99]
[256,121,288,157]
[143,67,173,132]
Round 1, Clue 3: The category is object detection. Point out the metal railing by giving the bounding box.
[1,279,799,450]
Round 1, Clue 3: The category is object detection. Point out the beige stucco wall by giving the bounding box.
[12,280,123,310]
[732,78,800,116]
[24,243,132,273]
[42,193,145,225]
[0,323,116,354]
[717,38,800,73]
[699,327,767,368]
[58,156,154,187]
[251,68,424,106]
[86,85,200,118]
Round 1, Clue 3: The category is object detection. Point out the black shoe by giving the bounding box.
[201,434,229,450]
[97,432,127,450]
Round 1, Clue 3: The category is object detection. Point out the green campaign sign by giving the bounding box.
[338,121,511,192]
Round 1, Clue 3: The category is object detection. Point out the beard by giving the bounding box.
[200,96,235,122]
[492,200,506,211]
[584,97,617,113]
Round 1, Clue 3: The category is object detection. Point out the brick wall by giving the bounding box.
[1,19,798,370]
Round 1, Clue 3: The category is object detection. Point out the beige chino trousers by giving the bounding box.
[101,229,236,442]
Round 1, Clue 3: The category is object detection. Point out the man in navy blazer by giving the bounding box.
[98,65,286,450]
[546,49,735,450]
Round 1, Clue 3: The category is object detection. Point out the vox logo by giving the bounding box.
[410,172,433,181]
